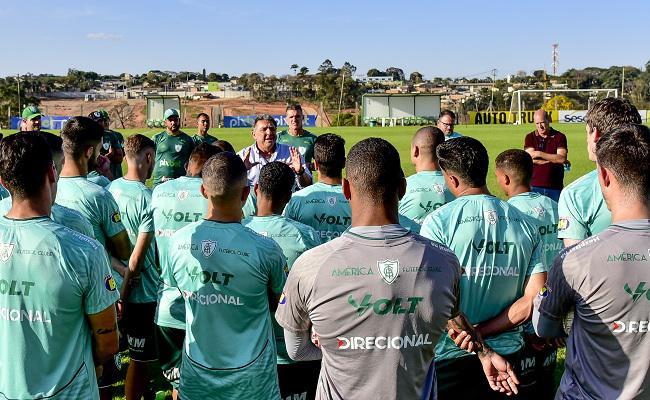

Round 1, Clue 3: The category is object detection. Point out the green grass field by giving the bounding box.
[0,123,585,399]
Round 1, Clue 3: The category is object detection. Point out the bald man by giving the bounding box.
[399,126,454,224]
[523,109,568,202]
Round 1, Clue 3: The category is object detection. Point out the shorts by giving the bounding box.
[155,325,185,389]
[434,351,522,400]
[123,302,158,362]
[516,335,558,400]
[277,360,321,400]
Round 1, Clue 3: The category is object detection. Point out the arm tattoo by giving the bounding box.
[448,313,489,355]
[96,323,117,335]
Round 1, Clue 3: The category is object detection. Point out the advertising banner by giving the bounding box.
[468,110,556,125]
[559,110,647,124]
[10,116,72,130]
[224,114,317,128]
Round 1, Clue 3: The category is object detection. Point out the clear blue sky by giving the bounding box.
[1,0,648,79]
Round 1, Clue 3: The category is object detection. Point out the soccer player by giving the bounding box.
[164,152,287,399]
[277,104,318,168]
[89,109,125,180]
[192,113,218,145]
[284,133,350,242]
[55,116,131,398]
[495,149,563,399]
[238,114,312,188]
[420,137,546,399]
[437,110,462,140]
[398,126,454,224]
[107,134,159,400]
[523,109,568,202]
[534,124,650,399]
[277,137,519,400]
[243,162,321,400]
[558,97,641,246]
[0,131,94,237]
[152,108,195,186]
[151,143,221,395]
[0,133,119,399]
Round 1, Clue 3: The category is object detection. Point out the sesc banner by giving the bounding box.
[10,116,72,130]
[224,114,317,128]
[559,110,647,123]
[469,110,556,125]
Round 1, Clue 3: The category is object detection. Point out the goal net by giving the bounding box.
[509,89,618,124]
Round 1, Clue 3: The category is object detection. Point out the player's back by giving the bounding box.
[284,182,350,242]
[398,170,454,224]
[550,221,650,399]
[0,216,118,399]
[276,226,461,400]
[421,194,545,359]
[166,220,286,399]
[557,169,611,240]
[508,191,563,267]
[151,176,207,329]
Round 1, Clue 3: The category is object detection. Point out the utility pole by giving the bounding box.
[337,69,346,126]
[621,67,625,98]
[17,74,21,113]
[488,68,496,112]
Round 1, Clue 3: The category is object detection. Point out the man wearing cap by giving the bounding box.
[19,105,50,133]
[152,108,195,186]
[89,110,125,181]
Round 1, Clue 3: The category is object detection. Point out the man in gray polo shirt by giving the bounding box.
[276,138,519,400]
[534,124,650,399]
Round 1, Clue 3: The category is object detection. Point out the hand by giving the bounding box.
[447,326,475,353]
[116,300,124,321]
[311,328,321,349]
[478,350,519,396]
[96,155,111,175]
[242,147,259,171]
[289,146,303,174]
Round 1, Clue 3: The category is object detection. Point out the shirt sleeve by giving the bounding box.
[139,192,154,233]
[526,221,548,275]
[524,133,535,149]
[537,251,576,322]
[99,190,127,238]
[84,244,119,314]
[557,190,588,240]
[557,132,568,150]
[267,242,287,295]
[420,212,446,245]
[275,253,314,333]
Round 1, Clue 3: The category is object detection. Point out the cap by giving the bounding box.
[163,108,180,120]
[89,109,110,122]
[22,105,42,120]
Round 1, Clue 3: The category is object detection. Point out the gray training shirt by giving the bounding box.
[275,224,462,400]
[535,220,650,400]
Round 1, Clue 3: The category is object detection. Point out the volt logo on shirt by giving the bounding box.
[471,240,516,254]
[314,214,351,226]
[347,294,423,316]
[187,266,234,286]
[162,209,203,223]
[418,201,444,213]
[624,282,650,302]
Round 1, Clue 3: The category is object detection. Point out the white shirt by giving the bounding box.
[237,142,312,188]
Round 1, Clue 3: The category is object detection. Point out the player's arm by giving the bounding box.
[533,256,575,338]
[121,231,154,300]
[87,305,119,366]
[475,272,548,338]
[284,329,322,361]
[563,238,580,247]
[106,230,132,261]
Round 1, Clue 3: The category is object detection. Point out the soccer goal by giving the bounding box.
[509,89,618,125]
[146,95,181,128]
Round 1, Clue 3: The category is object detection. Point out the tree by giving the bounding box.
[409,71,423,84]
[318,59,335,74]
[385,67,405,81]
[290,64,299,75]
[207,73,219,81]
[541,95,575,112]
[341,61,356,76]
[367,68,384,77]
[298,66,309,76]
[110,101,136,129]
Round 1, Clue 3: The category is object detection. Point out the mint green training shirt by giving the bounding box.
[398,170,454,224]
[0,216,118,400]
[164,220,286,400]
[87,171,111,188]
[284,182,351,242]
[151,176,207,329]
[108,178,159,303]
[420,194,546,360]
[557,169,611,241]
[243,214,321,364]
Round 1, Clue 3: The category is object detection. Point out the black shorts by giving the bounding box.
[277,360,321,400]
[516,335,558,400]
[155,325,185,389]
[123,302,158,362]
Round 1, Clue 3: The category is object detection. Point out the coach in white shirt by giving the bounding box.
[238,114,312,188]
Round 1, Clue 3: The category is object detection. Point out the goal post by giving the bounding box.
[509,89,618,125]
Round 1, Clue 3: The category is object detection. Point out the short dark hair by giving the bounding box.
[124,134,155,159]
[189,143,222,176]
[0,133,52,198]
[202,152,247,199]
[413,126,445,160]
[439,110,456,120]
[585,98,641,135]
[495,149,533,186]
[197,113,210,120]
[286,104,303,114]
[253,114,277,129]
[60,116,104,159]
[346,137,403,203]
[258,162,295,200]
[596,124,650,201]
[24,131,63,157]
[314,133,345,178]
[437,136,488,187]
[214,140,235,154]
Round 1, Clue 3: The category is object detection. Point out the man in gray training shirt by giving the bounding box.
[534,124,650,399]
[276,138,519,400]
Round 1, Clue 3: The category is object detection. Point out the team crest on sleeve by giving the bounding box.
[177,190,189,201]
[0,243,15,262]
[483,210,498,225]
[111,211,121,223]
[201,240,218,258]
[558,217,570,231]
[377,259,400,285]
[327,196,337,206]
[175,144,183,152]
[538,286,550,298]
[279,292,287,304]
[104,275,117,291]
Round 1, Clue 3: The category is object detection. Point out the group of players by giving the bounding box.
[0,98,649,400]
